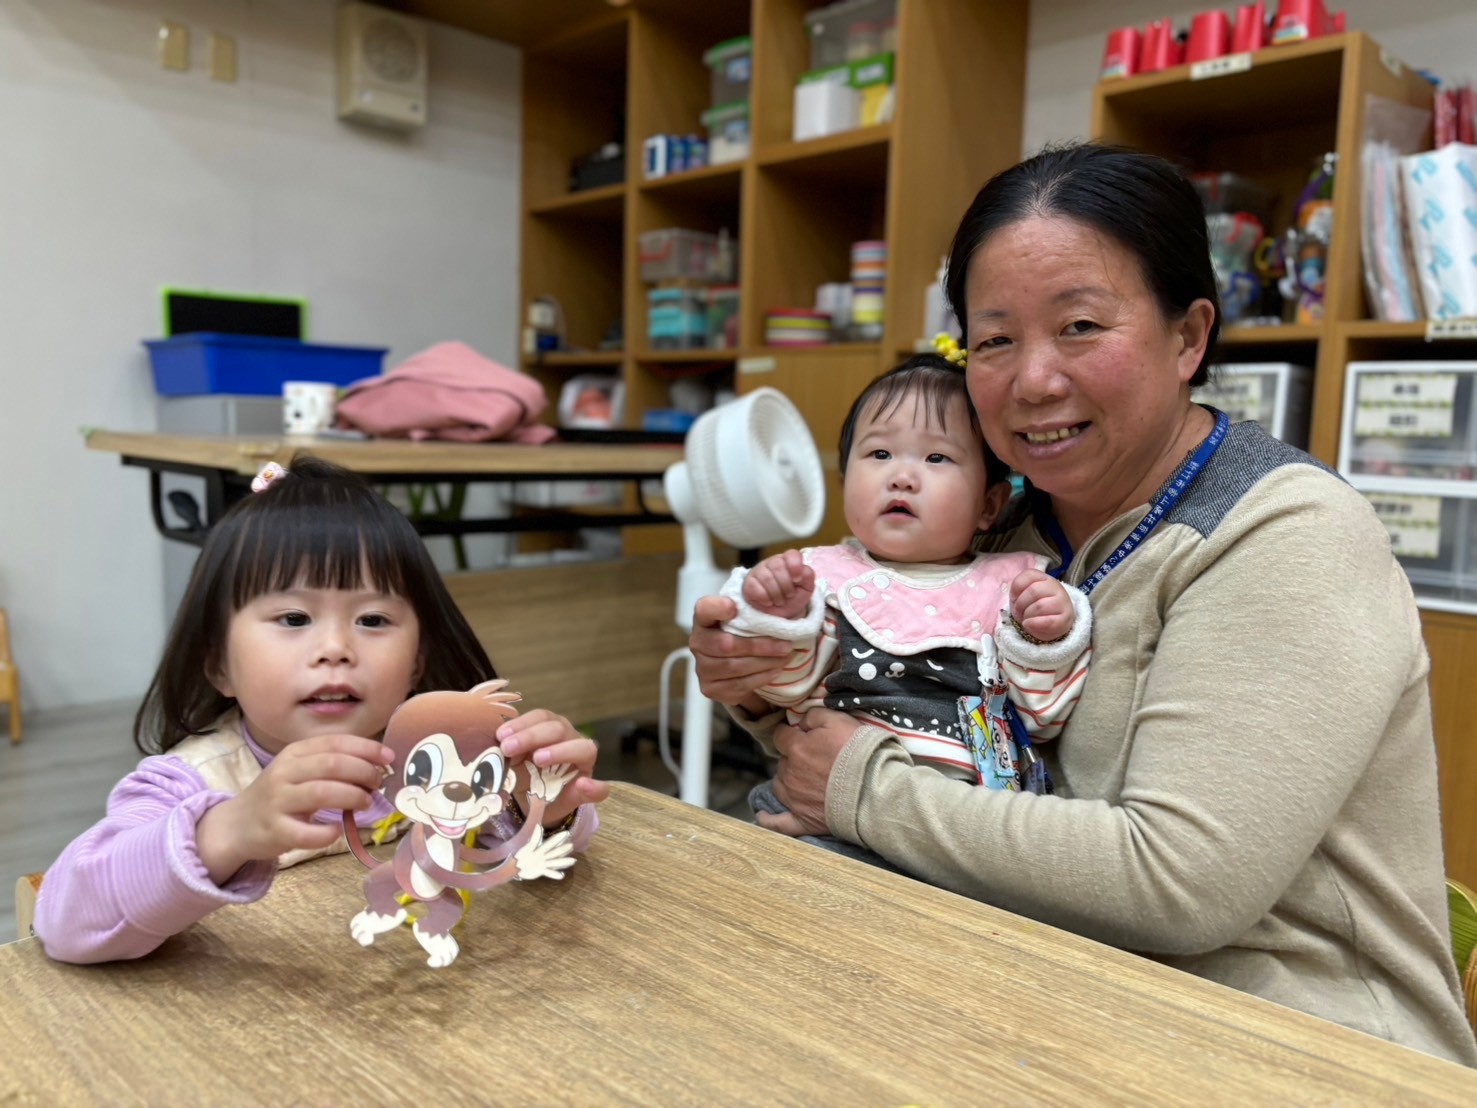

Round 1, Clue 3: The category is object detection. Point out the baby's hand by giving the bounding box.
[497,709,610,830]
[742,550,814,620]
[197,734,393,884]
[1009,569,1075,643]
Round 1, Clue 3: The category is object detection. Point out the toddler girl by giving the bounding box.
[34,456,606,963]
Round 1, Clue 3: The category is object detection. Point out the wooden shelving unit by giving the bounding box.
[488,0,1026,555]
[1095,31,1476,887]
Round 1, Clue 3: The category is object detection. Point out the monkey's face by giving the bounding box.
[392,731,513,840]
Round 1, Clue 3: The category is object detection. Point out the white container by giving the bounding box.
[701,101,750,166]
[804,0,898,70]
[793,70,858,142]
[1360,490,1477,612]
[1194,362,1313,448]
[557,374,624,429]
[1338,361,1477,483]
[511,479,622,509]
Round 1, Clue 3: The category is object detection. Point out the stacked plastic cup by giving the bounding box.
[850,239,887,340]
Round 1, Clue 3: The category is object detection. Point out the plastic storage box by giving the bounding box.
[1339,362,1477,481]
[639,228,735,283]
[144,334,387,397]
[705,286,740,349]
[648,287,708,349]
[703,36,751,109]
[1191,172,1276,227]
[1361,490,1477,610]
[1194,362,1314,448]
[701,101,750,165]
[805,0,897,69]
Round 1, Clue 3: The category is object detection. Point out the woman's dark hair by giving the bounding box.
[837,353,1010,488]
[944,142,1221,386]
[134,455,494,755]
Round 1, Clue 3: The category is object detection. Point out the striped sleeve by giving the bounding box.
[996,584,1093,742]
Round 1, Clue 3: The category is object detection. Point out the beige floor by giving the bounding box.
[0,700,764,945]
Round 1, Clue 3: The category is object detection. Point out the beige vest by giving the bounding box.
[168,716,399,870]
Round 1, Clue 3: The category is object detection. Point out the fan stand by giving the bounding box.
[658,545,762,808]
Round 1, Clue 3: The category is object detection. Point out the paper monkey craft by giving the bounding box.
[342,680,577,968]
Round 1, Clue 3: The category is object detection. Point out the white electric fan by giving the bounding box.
[658,387,826,807]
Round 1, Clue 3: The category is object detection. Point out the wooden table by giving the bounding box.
[83,429,683,545]
[2,784,1473,1104]
[84,430,690,726]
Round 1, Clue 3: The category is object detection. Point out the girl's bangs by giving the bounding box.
[226,500,412,608]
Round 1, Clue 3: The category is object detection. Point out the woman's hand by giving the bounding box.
[689,594,793,711]
[197,734,393,884]
[497,709,611,828]
[758,708,863,838]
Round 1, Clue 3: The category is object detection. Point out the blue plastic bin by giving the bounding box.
[143,333,388,396]
[642,408,698,434]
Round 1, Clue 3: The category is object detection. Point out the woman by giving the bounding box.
[688,144,1477,1065]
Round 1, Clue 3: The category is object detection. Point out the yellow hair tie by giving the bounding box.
[932,332,966,366]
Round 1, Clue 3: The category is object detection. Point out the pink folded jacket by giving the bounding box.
[334,341,557,444]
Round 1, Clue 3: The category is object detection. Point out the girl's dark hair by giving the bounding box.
[837,353,1010,488]
[944,142,1221,386]
[134,455,494,755]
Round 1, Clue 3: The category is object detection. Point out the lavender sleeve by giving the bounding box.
[32,755,276,964]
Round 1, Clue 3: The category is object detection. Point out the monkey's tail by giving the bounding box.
[342,809,379,869]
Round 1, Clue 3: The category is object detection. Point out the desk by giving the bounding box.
[85,430,689,725]
[84,430,682,546]
[1,784,1472,1103]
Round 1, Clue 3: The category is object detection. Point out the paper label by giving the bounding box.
[1425,318,1477,340]
[1365,493,1443,559]
[1199,373,1266,424]
[1353,373,1459,437]
[737,356,776,375]
[1379,48,1404,79]
[1190,52,1252,81]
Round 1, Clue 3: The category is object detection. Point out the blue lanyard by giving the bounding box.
[1040,409,1228,596]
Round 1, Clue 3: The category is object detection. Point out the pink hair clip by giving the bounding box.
[251,461,288,493]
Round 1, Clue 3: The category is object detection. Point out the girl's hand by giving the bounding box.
[742,550,815,620]
[689,594,793,711]
[197,734,392,884]
[759,708,862,838]
[1009,569,1076,643]
[497,709,610,828]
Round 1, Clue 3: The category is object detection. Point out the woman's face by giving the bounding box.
[962,215,1209,522]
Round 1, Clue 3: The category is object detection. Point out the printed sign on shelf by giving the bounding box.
[1365,492,1444,560]
[1353,373,1459,438]
[1200,373,1266,426]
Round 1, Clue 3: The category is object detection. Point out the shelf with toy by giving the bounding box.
[1094,31,1347,118]
[521,16,631,211]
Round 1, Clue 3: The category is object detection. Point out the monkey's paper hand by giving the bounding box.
[525,761,576,803]
[513,824,576,881]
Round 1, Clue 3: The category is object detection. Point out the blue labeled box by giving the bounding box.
[144,333,388,396]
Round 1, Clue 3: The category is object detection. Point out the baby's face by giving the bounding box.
[843,392,995,564]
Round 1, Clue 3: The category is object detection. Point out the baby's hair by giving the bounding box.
[837,353,1010,487]
[133,455,494,755]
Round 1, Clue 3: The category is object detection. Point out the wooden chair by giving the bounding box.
[15,872,42,939]
[0,608,19,742]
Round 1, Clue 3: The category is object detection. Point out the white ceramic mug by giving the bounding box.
[283,381,339,434]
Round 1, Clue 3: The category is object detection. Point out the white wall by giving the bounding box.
[0,0,521,711]
[1026,0,1477,152]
